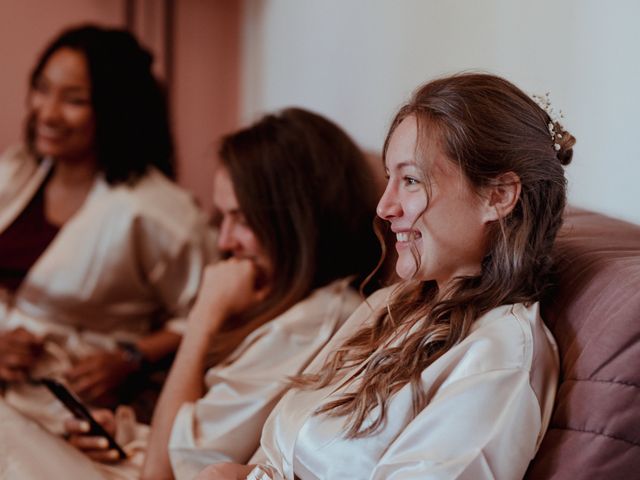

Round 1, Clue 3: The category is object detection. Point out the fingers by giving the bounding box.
[64,417,91,435]
[10,327,43,345]
[66,433,121,462]
[65,353,132,404]
[64,409,122,463]
[63,408,115,435]
[72,378,109,403]
[85,448,122,463]
[65,356,101,382]
[0,365,28,382]
[66,366,110,403]
[0,328,44,356]
[68,433,110,451]
[91,409,117,433]
[0,351,35,370]
[65,355,106,400]
[0,328,44,379]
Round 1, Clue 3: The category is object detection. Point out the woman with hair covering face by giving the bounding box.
[54,107,381,480]
[201,73,576,480]
[0,25,214,433]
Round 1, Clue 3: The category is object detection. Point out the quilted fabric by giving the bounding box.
[526,209,640,479]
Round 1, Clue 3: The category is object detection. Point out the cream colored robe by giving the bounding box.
[0,146,216,431]
[169,279,361,479]
[0,279,361,480]
[247,286,559,480]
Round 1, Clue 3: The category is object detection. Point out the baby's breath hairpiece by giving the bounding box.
[532,92,564,151]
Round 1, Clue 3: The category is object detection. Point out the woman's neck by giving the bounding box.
[44,155,99,226]
[50,155,99,188]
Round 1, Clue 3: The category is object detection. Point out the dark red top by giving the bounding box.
[0,181,60,292]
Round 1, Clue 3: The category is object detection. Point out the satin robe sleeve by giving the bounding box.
[245,360,547,480]
[370,368,543,479]
[133,210,217,335]
[247,299,557,480]
[169,282,360,480]
[1,152,217,339]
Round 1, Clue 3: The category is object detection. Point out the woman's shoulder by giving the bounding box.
[102,168,208,232]
[0,145,38,188]
[454,302,556,375]
[271,279,363,332]
[111,168,196,206]
[0,146,49,221]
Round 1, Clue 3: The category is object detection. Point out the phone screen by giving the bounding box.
[36,377,127,459]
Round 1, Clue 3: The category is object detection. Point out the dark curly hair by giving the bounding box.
[26,24,174,183]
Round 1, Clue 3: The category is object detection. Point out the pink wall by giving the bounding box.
[172,0,242,211]
[0,0,125,153]
[0,0,241,210]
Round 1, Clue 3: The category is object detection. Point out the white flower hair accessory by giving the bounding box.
[532,92,564,151]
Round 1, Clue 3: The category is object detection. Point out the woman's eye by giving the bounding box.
[66,97,91,106]
[236,214,249,227]
[32,82,48,95]
[403,176,419,186]
[209,211,222,228]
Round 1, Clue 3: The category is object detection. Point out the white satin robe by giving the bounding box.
[248,287,559,480]
[169,279,362,479]
[0,146,216,432]
[0,279,361,480]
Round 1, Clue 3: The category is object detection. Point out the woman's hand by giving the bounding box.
[196,463,257,480]
[63,408,122,463]
[64,350,138,405]
[188,258,269,338]
[0,328,43,381]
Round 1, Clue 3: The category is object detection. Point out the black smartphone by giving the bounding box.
[36,377,127,459]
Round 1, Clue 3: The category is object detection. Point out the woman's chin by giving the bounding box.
[395,262,418,281]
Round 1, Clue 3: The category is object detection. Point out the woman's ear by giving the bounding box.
[481,171,521,223]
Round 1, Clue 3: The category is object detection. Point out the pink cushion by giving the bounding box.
[526,208,640,478]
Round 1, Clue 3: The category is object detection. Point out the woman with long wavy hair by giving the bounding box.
[201,72,575,480]
[56,107,381,480]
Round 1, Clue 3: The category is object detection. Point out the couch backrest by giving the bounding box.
[526,208,640,479]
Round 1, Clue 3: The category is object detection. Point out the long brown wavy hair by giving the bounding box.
[208,107,382,364]
[293,73,576,438]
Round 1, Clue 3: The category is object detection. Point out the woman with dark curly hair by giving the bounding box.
[0,25,214,431]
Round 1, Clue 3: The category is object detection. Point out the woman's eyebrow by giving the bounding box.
[386,161,418,172]
[396,161,418,169]
[37,75,90,93]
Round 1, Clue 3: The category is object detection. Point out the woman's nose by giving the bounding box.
[216,217,237,252]
[37,95,63,123]
[376,184,402,220]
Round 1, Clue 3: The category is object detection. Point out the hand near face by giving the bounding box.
[188,258,270,337]
[64,350,137,405]
[0,328,44,381]
[63,408,121,463]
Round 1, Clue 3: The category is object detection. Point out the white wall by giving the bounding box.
[241,0,640,224]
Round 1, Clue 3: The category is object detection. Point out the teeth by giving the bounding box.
[38,125,65,137]
[396,232,414,242]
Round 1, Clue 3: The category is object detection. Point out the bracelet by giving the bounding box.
[117,341,148,372]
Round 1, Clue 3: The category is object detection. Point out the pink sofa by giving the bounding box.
[526,208,640,478]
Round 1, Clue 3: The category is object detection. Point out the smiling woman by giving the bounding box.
[30,48,96,167]
[201,72,576,480]
[378,117,495,284]
[0,25,215,434]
